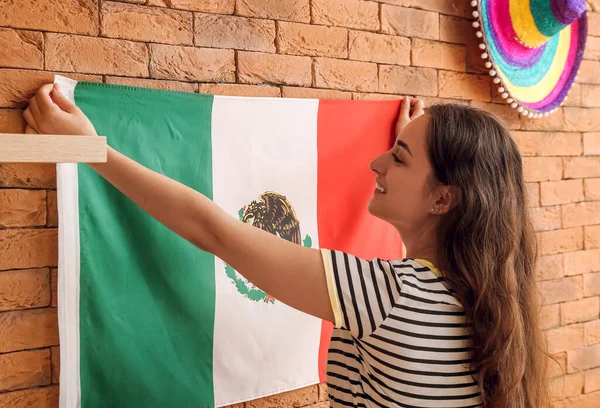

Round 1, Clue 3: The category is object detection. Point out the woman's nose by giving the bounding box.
[369,151,388,174]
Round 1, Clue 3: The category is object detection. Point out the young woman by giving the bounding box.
[24,83,548,407]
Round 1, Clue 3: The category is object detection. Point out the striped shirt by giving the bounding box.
[320,249,482,408]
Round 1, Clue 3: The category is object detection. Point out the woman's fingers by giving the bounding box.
[24,124,39,134]
[23,106,40,133]
[28,95,43,124]
[411,99,425,119]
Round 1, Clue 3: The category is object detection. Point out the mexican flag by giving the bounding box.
[55,75,403,407]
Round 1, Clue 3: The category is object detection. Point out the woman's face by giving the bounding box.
[368,114,438,230]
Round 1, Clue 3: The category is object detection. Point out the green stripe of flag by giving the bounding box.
[75,83,216,407]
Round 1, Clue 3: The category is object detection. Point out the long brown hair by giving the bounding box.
[425,104,549,407]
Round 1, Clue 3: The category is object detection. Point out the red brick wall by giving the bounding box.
[0,0,599,406]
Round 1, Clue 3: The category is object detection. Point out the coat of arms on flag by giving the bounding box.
[54,75,402,407]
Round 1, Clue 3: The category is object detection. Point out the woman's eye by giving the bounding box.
[392,153,403,164]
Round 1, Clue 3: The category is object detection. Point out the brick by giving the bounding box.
[538,227,584,255]
[312,0,379,31]
[236,0,310,22]
[511,132,582,157]
[147,0,234,13]
[101,1,192,45]
[582,85,600,108]
[46,191,57,228]
[198,83,280,97]
[352,92,409,100]
[584,133,600,155]
[51,346,59,383]
[468,101,521,130]
[562,202,600,228]
[585,272,600,296]
[0,0,98,35]
[278,22,347,58]
[586,368,600,393]
[584,36,600,61]
[562,391,600,408]
[314,58,378,92]
[0,189,46,228]
[438,71,490,101]
[0,229,57,271]
[561,297,600,325]
[411,39,466,71]
[563,83,582,107]
[0,28,43,70]
[564,249,600,276]
[198,84,281,98]
[0,164,55,188]
[0,268,50,312]
[564,157,600,179]
[549,352,567,378]
[245,384,318,408]
[466,35,488,74]
[412,0,467,17]
[409,96,469,106]
[373,0,411,4]
[541,304,560,330]
[50,269,57,308]
[539,276,583,305]
[238,52,311,86]
[521,108,565,131]
[526,182,540,207]
[546,324,584,354]
[591,12,600,36]
[587,226,600,249]
[0,109,25,133]
[541,180,585,206]
[564,108,600,132]
[0,69,102,109]
[379,65,437,96]
[46,34,148,77]
[281,87,352,100]
[579,60,600,84]
[586,179,600,202]
[439,15,471,44]
[105,76,197,92]
[522,157,563,182]
[0,386,59,408]
[195,14,275,52]
[536,253,564,281]
[150,44,234,82]
[0,349,51,392]
[0,309,58,353]
[530,205,561,232]
[549,373,584,400]
[568,344,600,372]
[586,320,600,345]
[348,31,409,65]
[318,382,329,401]
[381,6,439,40]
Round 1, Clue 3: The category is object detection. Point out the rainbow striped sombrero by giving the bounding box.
[470,0,588,118]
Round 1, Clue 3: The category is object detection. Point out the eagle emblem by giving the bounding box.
[224,192,312,304]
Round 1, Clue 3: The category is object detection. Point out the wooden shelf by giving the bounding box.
[0,134,107,163]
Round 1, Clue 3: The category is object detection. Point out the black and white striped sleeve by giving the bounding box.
[320,249,402,339]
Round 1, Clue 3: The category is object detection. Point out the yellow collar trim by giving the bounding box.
[414,259,442,277]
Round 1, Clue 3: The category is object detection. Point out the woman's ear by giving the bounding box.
[431,185,460,214]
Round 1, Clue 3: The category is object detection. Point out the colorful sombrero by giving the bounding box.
[470,0,588,118]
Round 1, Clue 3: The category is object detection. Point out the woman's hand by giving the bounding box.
[23,83,98,137]
[396,96,425,136]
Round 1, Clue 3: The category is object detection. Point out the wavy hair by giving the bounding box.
[425,104,549,407]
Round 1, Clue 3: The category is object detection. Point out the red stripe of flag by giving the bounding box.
[316,99,404,382]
